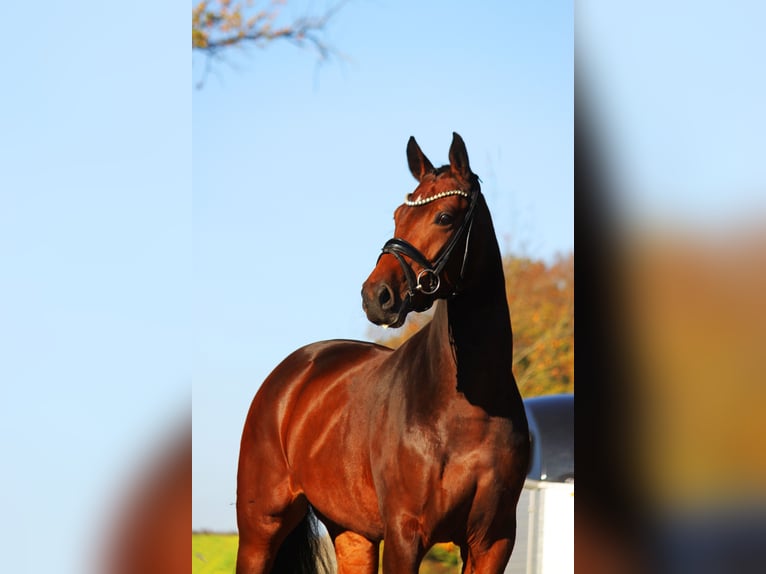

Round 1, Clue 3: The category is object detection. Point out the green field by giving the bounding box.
[193,533,239,574]
[192,533,461,574]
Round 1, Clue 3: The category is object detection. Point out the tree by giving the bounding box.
[192,0,346,86]
[372,252,574,398]
[504,252,574,396]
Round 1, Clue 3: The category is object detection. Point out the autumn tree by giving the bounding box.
[504,252,573,396]
[372,252,574,398]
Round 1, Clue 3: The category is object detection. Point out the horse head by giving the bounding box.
[362,132,482,328]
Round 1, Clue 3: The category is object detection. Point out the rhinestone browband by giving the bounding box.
[404,189,470,207]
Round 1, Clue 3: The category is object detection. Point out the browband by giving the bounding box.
[404,189,471,207]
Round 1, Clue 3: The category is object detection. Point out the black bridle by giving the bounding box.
[379,188,480,314]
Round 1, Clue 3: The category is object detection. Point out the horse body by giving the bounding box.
[237,133,529,573]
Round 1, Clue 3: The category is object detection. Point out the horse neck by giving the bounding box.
[426,209,525,418]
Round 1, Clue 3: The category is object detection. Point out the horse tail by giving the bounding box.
[272,507,333,574]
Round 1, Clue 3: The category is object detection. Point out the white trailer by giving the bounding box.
[505,394,574,574]
[505,479,574,574]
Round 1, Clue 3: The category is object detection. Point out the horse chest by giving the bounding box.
[376,406,518,491]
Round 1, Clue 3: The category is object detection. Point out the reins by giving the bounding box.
[379,188,480,314]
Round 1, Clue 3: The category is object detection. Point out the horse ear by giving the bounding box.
[448,132,472,180]
[407,136,434,181]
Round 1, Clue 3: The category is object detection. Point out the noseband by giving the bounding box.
[380,188,480,313]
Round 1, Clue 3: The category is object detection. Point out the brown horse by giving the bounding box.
[236,133,529,574]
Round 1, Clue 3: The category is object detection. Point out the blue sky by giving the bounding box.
[192,0,573,532]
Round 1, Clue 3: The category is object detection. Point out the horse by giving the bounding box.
[236,132,530,574]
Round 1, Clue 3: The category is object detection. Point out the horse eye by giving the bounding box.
[435,212,454,226]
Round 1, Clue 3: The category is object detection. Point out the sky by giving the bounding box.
[192,0,573,532]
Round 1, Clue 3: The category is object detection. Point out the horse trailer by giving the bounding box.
[505,394,574,574]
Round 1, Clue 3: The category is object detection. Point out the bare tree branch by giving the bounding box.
[192,0,347,87]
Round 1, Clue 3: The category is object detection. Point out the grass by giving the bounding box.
[193,532,238,574]
[192,533,462,574]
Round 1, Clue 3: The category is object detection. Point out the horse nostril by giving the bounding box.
[378,284,394,310]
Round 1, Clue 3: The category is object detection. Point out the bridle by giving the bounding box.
[379,187,480,314]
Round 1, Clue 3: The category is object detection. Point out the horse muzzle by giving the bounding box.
[361,278,409,328]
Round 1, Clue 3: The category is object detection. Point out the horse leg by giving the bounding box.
[236,481,308,574]
[380,515,426,574]
[333,531,379,574]
[237,420,309,574]
[460,536,515,574]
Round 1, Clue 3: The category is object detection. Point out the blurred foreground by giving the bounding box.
[577,4,766,565]
[100,420,191,574]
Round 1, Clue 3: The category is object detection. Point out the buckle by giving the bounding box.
[416,269,440,295]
